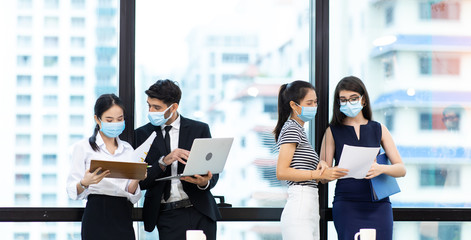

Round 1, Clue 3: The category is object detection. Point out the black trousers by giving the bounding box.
[82,194,135,240]
[157,206,217,240]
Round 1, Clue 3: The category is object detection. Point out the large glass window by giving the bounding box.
[2,1,470,240]
[330,0,471,239]
[136,0,310,238]
[0,0,120,238]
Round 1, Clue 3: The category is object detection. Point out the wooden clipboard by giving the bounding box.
[90,160,147,180]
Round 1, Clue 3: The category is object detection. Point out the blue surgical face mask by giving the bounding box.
[148,104,174,126]
[295,103,317,122]
[100,120,125,138]
[340,100,363,118]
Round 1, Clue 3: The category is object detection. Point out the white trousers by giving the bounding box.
[281,185,320,240]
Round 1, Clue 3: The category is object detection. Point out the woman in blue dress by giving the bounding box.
[319,76,406,240]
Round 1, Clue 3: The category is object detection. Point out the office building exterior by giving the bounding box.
[1,0,119,239]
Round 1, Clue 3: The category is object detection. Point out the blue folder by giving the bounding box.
[370,153,401,202]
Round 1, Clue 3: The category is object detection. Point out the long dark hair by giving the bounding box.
[89,94,126,151]
[273,80,316,141]
[330,76,372,126]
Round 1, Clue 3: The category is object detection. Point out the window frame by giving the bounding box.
[2,1,470,240]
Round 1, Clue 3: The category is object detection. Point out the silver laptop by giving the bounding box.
[155,138,234,181]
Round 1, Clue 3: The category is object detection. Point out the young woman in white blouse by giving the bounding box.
[67,94,142,240]
[274,81,348,240]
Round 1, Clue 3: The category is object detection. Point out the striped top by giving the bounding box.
[277,119,319,187]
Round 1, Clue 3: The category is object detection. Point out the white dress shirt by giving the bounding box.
[66,133,142,204]
[161,115,191,203]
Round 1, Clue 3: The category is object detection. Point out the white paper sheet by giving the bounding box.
[338,144,380,179]
[133,132,156,162]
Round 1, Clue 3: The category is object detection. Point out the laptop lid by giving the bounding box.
[155,137,234,181]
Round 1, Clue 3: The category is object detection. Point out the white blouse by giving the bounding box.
[66,133,142,204]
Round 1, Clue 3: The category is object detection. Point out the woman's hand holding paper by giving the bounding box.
[365,159,385,179]
[321,167,349,181]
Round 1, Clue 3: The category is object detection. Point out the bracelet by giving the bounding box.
[158,156,168,167]
[79,180,88,190]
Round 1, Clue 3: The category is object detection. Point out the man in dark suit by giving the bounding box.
[134,79,221,240]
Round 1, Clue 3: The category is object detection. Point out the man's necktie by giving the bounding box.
[164,125,172,154]
[163,125,172,201]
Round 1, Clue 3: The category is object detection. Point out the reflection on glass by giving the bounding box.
[330,0,471,208]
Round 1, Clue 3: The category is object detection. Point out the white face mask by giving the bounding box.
[340,97,363,118]
[147,104,174,126]
[295,103,317,122]
[100,120,125,138]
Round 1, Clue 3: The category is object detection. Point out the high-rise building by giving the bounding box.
[329,1,471,239]
[1,0,119,239]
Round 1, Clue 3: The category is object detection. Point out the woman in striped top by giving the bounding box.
[274,80,348,240]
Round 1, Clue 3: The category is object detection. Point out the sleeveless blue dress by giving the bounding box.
[331,121,393,240]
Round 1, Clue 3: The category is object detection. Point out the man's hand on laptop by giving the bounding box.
[163,148,190,166]
[181,171,212,187]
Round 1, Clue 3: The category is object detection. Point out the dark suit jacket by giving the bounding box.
[134,116,221,232]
